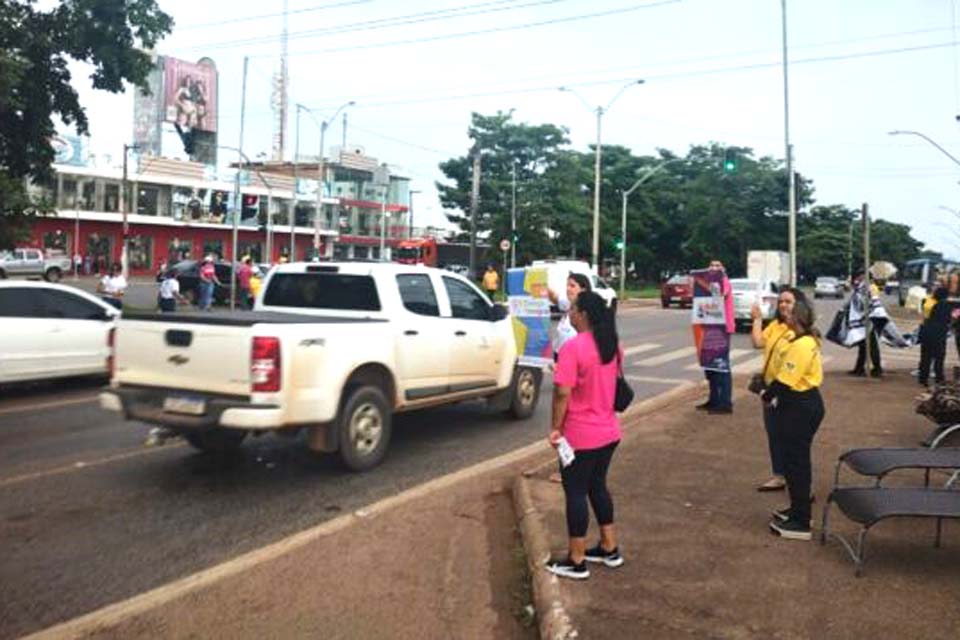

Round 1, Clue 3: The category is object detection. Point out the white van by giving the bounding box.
[531,259,618,311]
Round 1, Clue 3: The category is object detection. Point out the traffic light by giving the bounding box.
[722,148,738,173]
[241,194,259,220]
[615,238,624,250]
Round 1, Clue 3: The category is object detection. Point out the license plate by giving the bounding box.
[163,396,206,415]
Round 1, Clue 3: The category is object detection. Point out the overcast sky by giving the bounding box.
[71,0,960,259]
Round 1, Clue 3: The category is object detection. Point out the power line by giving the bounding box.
[175,0,374,31]
[182,0,557,52]
[243,0,679,58]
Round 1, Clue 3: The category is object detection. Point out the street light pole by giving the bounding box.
[291,106,300,261]
[619,162,669,296]
[120,143,139,280]
[408,189,421,238]
[511,160,517,268]
[559,80,644,270]
[888,130,960,167]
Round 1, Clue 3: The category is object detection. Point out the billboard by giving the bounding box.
[51,133,85,166]
[163,57,217,133]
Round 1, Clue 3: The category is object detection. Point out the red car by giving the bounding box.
[661,274,693,308]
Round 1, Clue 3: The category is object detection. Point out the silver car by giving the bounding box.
[814,277,843,299]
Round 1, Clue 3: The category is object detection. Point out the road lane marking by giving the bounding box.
[633,346,696,367]
[623,343,660,357]
[0,443,185,489]
[683,349,756,371]
[0,394,99,417]
[23,382,703,640]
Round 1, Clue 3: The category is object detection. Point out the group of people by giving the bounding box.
[542,261,829,582]
[913,271,960,386]
[156,255,263,313]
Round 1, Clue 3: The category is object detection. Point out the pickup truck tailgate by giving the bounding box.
[114,318,253,397]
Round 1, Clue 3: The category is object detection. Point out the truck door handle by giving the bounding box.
[404,330,419,336]
[455,330,467,336]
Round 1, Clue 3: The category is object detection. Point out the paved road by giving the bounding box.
[0,297,906,638]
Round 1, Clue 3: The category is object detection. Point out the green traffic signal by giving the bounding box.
[723,159,736,172]
[615,239,624,250]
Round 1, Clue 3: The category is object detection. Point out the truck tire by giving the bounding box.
[661,298,669,308]
[0,269,6,279]
[337,385,392,472]
[507,366,541,420]
[183,428,247,453]
[44,268,61,282]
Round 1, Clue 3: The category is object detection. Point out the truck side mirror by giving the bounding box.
[490,303,508,322]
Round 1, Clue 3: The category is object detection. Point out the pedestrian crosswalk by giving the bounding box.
[624,343,766,373]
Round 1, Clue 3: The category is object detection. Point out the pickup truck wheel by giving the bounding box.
[0,269,6,279]
[44,268,61,283]
[338,385,392,472]
[507,367,541,420]
[183,428,247,453]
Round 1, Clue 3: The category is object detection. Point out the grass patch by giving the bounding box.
[510,530,537,630]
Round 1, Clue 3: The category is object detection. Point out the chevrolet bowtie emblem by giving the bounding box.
[168,354,189,365]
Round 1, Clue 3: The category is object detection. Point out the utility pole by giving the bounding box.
[120,143,139,279]
[469,147,480,279]
[781,0,797,287]
[847,217,854,280]
[230,56,248,311]
[862,202,872,373]
[291,108,300,261]
[511,160,517,268]
[592,107,602,270]
[408,189,420,238]
[342,111,348,150]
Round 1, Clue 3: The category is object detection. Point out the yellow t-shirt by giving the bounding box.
[761,320,794,385]
[922,295,936,320]
[774,335,823,392]
[482,270,499,291]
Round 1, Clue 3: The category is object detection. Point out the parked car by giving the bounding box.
[0,248,72,282]
[660,274,693,308]
[162,259,240,306]
[730,278,779,330]
[100,262,543,472]
[814,276,844,299]
[0,281,119,384]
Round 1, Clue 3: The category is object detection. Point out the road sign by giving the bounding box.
[499,239,511,252]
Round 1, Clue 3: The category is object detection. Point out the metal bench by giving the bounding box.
[820,487,960,576]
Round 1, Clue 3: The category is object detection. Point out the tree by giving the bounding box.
[0,0,173,248]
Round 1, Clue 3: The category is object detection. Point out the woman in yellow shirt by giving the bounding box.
[762,293,825,541]
[750,289,796,492]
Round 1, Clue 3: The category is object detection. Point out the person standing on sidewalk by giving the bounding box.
[545,291,624,580]
[197,256,220,311]
[548,272,592,361]
[158,270,189,312]
[749,288,797,492]
[696,260,735,414]
[918,284,950,387]
[96,263,127,310]
[848,270,882,378]
[238,256,254,309]
[763,295,825,541]
[482,264,499,301]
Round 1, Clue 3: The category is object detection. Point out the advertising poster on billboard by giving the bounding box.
[164,57,217,133]
[690,268,731,372]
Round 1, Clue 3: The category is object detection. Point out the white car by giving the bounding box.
[814,276,844,299]
[730,278,780,330]
[531,259,619,311]
[100,262,542,472]
[0,281,120,384]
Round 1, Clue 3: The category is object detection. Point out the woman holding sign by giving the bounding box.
[548,273,592,360]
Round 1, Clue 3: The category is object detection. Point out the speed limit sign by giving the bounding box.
[499,239,511,252]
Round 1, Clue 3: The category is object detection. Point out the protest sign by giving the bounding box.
[506,267,552,367]
[691,269,731,372]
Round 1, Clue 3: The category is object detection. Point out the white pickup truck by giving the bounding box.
[99,262,543,471]
[0,248,72,281]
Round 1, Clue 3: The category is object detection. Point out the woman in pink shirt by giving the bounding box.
[545,291,624,580]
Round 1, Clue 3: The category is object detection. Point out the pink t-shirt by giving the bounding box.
[554,332,622,451]
[722,275,735,334]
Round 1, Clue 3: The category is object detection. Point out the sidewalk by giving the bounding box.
[518,368,960,640]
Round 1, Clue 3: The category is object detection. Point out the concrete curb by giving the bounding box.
[513,380,707,640]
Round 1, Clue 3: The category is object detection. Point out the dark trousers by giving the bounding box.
[776,389,825,526]
[158,298,176,313]
[763,403,784,476]
[919,336,947,384]
[560,441,619,538]
[854,330,881,373]
[705,369,732,409]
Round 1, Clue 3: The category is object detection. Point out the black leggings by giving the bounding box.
[775,389,825,526]
[560,441,619,538]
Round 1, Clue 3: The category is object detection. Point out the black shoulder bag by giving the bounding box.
[614,351,635,412]
[747,332,786,395]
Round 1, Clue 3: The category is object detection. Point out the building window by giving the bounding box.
[202,240,224,260]
[168,238,193,263]
[27,176,57,204]
[79,180,97,211]
[210,191,229,221]
[354,245,369,259]
[87,233,114,274]
[239,242,262,263]
[59,177,77,209]
[103,183,120,212]
[137,185,160,216]
[128,236,153,270]
[171,187,194,220]
[333,243,350,259]
[43,231,71,254]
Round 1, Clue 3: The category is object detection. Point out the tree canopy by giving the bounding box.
[0,0,173,248]
[437,111,926,281]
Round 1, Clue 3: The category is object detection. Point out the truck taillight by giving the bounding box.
[107,327,116,379]
[251,337,281,393]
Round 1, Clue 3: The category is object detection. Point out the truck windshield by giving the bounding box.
[395,247,420,262]
[263,273,381,311]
